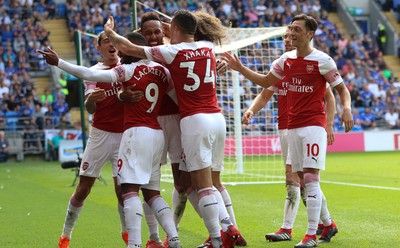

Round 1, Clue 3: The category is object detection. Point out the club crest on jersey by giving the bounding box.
[306,64,314,73]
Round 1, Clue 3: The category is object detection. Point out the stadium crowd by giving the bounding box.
[64,0,400,133]
[1,0,400,159]
[0,0,72,156]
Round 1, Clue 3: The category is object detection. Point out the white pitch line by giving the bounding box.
[321,180,400,191]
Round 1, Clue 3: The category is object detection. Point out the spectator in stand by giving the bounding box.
[0,11,12,25]
[384,108,400,129]
[48,129,64,161]
[352,118,364,131]
[43,117,54,129]
[368,79,380,98]
[375,20,387,54]
[0,79,9,99]
[31,103,44,130]
[13,34,26,53]
[22,117,39,149]
[0,130,9,162]
[53,97,69,116]
[58,73,69,96]
[341,59,356,80]
[375,84,387,99]
[360,83,374,107]
[19,97,33,116]
[348,81,363,108]
[4,94,18,114]
[393,77,400,88]
[44,104,58,126]
[371,97,386,120]
[360,107,377,130]
[386,83,399,108]
[56,112,74,130]
[41,88,54,105]
[0,111,6,130]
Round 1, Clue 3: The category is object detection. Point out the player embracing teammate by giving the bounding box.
[103,9,245,248]
[223,14,354,248]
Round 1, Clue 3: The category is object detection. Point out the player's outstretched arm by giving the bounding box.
[221,52,278,88]
[324,87,336,145]
[243,88,275,125]
[104,16,147,59]
[334,82,354,133]
[38,47,117,82]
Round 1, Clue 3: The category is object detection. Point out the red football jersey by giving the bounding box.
[268,80,288,130]
[84,63,124,133]
[110,60,174,130]
[271,49,342,129]
[144,41,221,118]
[158,95,179,116]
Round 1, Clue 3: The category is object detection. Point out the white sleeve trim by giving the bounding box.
[58,59,117,82]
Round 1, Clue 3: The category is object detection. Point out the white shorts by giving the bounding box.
[288,126,327,172]
[278,129,291,165]
[117,127,164,191]
[180,113,226,172]
[157,114,183,165]
[80,126,122,178]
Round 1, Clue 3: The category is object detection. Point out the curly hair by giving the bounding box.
[193,11,227,46]
[140,12,162,29]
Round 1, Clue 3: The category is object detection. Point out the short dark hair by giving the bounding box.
[123,32,148,46]
[97,31,107,46]
[172,10,197,35]
[290,14,318,32]
[140,12,162,29]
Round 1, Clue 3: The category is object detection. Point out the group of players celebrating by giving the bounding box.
[38,8,353,248]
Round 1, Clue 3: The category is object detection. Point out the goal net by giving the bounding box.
[162,27,287,185]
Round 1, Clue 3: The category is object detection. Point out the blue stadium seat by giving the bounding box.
[357,107,365,115]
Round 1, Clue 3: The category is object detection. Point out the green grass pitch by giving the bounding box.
[0,151,399,247]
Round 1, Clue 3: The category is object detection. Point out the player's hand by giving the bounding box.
[216,59,228,75]
[242,110,253,125]
[104,16,115,34]
[221,52,243,72]
[87,88,106,103]
[37,47,59,66]
[340,108,354,133]
[326,125,335,145]
[119,84,144,102]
